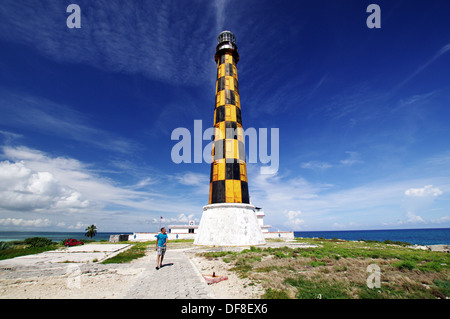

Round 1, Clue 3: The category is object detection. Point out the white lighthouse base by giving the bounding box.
[194,203,266,246]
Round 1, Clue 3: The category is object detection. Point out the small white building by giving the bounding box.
[168,220,198,234]
[255,207,271,233]
[254,207,294,240]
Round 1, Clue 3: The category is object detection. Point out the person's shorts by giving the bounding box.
[157,246,166,256]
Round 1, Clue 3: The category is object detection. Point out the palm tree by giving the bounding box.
[85,225,97,239]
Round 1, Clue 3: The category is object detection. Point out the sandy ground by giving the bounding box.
[187,252,265,299]
[0,258,148,299]
[0,243,261,299]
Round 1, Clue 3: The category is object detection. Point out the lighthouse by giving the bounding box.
[194,31,266,246]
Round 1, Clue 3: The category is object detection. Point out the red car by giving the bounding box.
[64,238,84,247]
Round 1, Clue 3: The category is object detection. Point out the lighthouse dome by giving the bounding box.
[217,30,236,44]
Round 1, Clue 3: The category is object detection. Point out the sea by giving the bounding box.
[294,228,450,246]
[0,228,449,245]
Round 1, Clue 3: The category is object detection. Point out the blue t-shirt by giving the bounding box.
[156,233,168,247]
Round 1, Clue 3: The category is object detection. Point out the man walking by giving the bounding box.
[155,227,168,270]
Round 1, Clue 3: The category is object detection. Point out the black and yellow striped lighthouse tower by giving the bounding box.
[195,31,265,246]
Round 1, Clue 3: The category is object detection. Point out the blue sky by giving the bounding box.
[0,0,449,232]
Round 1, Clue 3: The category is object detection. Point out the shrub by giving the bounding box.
[263,288,290,299]
[433,279,450,297]
[0,241,13,250]
[418,261,443,272]
[274,251,290,258]
[24,237,55,248]
[383,240,411,246]
[203,251,231,258]
[309,261,327,267]
[394,260,416,270]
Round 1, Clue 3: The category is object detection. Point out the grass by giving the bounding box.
[284,275,352,299]
[263,288,290,299]
[0,244,58,261]
[101,241,153,264]
[0,239,59,261]
[197,238,450,299]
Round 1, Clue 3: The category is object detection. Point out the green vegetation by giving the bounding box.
[284,275,352,299]
[1,236,102,261]
[24,237,56,247]
[101,241,152,264]
[0,238,59,260]
[0,241,13,251]
[434,279,450,297]
[263,288,290,299]
[198,238,450,299]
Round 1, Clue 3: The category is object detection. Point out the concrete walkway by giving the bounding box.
[123,249,212,299]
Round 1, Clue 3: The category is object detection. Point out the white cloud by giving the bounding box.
[248,160,450,230]
[67,222,88,230]
[128,177,156,190]
[284,210,305,228]
[340,151,363,166]
[0,160,89,212]
[0,218,51,228]
[402,185,444,226]
[332,222,346,229]
[405,185,443,197]
[0,130,22,143]
[301,161,333,170]
[172,172,210,197]
[405,212,426,224]
[432,216,450,224]
[301,151,362,171]
[397,43,450,89]
[213,0,227,33]
[0,145,204,231]
[175,172,208,187]
[2,146,138,208]
[153,213,198,225]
